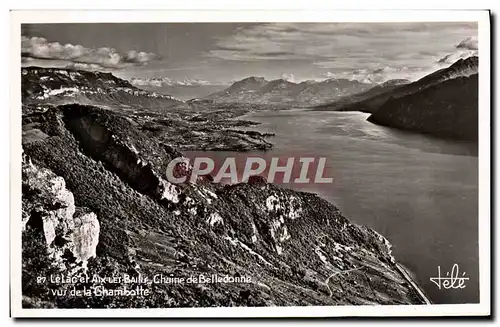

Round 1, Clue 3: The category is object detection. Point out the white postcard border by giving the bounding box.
[9,9,491,318]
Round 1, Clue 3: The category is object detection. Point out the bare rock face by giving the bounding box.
[22,155,76,240]
[71,208,100,263]
[22,155,100,270]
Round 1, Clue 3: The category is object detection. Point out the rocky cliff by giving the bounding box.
[22,155,100,270]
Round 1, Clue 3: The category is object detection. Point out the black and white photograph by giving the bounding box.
[10,10,491,317]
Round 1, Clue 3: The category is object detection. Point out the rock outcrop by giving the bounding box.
[22,155,99,270]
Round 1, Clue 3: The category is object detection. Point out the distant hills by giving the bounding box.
[312,57,478,141]
[366,57,478,141]
[321,56,478,114]
[22,67,184,109]
[128,77,228,101]
[204,76,374,105]
[212,56,478,142]
[22,56,479,142]
[131,84,227,101]
[314,79,410,111]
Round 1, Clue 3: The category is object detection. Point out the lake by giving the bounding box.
[192,108,479,304]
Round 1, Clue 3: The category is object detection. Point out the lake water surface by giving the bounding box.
[191,108,479,304]
[242,109,479,304]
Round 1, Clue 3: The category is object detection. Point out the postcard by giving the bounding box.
[10,9,491,318]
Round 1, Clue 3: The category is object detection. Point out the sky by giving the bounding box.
[21,23,478,86]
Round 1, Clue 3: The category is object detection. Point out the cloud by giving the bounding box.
[130,77,167,87]
[21,36,157,69]
[280,73,297,83]
[323,72,336,79]
[322,66,422,84]
[435,37,478,65]
[437,49,478,65]
[207,23,477,61]
[128,77,222,87]
[205,23,478,82]
[124,50,155,64]
[456,37,478,50]
[65,62,110,71]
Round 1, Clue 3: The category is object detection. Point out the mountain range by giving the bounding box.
[322,56,478,114]
[204,77,375,105]
[22,67,184,109]
[314,79,410,111]
[324,56,479,141]
[131,83,228,101]
[129,76,217,87]
[367,59,478,141]
[22,55,479,142]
